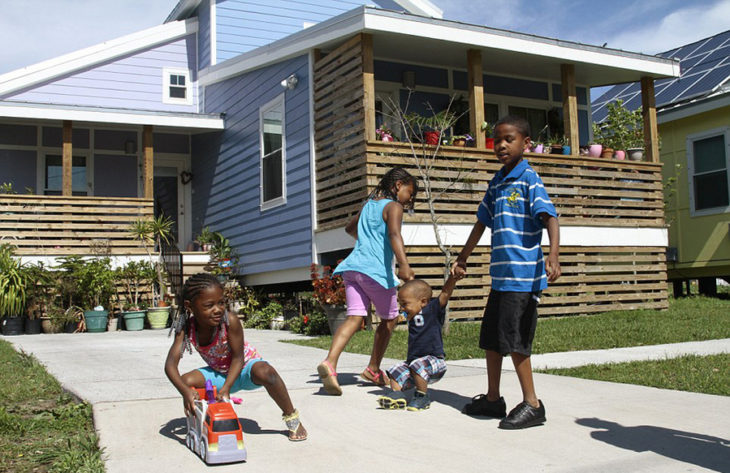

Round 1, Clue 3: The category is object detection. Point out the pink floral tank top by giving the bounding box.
[190,319,260,374]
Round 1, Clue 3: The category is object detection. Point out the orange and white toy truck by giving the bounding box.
[185,381,246,464]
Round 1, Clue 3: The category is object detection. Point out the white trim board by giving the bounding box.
[315,224,669,254]
[0,104,224,130]
[0,19,198,96]
[17,255,149,269]
[200,7,678,87]
[243,266,311,286]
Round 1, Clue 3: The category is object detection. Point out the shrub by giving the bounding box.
[287,309,329,336]
[243,301,282,329]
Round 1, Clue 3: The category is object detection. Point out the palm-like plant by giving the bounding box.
[128,215,173,306]
[0,244,26,318]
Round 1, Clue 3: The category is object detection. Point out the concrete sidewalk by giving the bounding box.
[4,330,729,473]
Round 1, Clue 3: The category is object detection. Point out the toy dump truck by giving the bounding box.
[185,381,246,464]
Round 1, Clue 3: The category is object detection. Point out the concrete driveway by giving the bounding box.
[5,330,729,473]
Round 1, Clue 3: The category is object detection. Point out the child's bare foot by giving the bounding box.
[283,409,307,441]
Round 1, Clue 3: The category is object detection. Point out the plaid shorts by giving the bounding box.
[386,355,447,390]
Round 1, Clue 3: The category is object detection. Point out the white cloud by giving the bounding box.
[608,0,730,54]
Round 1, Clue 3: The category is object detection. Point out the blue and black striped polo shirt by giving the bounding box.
[476,159,557,292]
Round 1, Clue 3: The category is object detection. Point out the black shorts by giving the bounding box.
[479,290,541,356]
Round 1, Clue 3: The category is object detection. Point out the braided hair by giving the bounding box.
[170,272,224,355]
[368,167,418,210]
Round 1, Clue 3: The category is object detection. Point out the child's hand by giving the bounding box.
[217,387,231,402]
[451,260,467,279]
[398,264,415,281]
[545,253,561,282]
[183,387,199,415]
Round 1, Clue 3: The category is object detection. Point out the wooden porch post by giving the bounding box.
[143,125,154,199]
[362,34,376,141]
[62,120,72,196]
[561,64,579,154]
[641,76,660,163]
[467,49,485,149]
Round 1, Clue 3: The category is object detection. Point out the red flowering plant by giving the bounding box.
[310,263,345,306]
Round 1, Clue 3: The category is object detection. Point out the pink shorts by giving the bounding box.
[342,271,399,320]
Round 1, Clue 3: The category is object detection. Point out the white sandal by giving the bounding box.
[282,409,307,441]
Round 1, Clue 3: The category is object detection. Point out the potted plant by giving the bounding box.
[129,215,173,326]
[116,260,155,331]
[77,257,115,333]
[593,100,645,160]
[481,121,495,149]
[207,231,240,283]
[405,110,456,145]
[310,263,346,335]
[22,262,55,335]
[195,226,215,252]
[375,123,395,142]
[0,244,26,335]
[450,134,473,147]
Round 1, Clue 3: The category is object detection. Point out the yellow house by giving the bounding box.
[593,30,730,296]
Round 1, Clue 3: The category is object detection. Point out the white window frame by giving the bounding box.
[162,68,192,105]
[259,94,287,211]
[687,126,730,217]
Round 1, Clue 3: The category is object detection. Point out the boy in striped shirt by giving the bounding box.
[451,115,560,429]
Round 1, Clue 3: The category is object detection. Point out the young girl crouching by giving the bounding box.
[164,272,307,441]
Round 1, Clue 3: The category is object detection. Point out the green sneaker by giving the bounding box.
[378,392,406,410]
[407,392,431,411]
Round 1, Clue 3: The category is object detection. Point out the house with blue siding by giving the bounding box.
[0,0,682,317]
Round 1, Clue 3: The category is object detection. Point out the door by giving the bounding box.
[154,156,190,249]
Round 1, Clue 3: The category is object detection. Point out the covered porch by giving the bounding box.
[311,16,679,319]
[0,103,224,257]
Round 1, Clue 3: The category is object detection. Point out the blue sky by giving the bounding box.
[1,0,728,100]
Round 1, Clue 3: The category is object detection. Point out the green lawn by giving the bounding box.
[0,341,105,473]
[538,354,730,396]
[287,296,730,361]
[285,296,730,395]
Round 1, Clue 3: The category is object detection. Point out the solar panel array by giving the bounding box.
[592,30,730,122]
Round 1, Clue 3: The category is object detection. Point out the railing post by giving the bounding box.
[641,77,660,163]
[62,120,73,196]
[143,125,154,199]
[362,33,376,141]
[467,49,485,149]
[561,64,579,154]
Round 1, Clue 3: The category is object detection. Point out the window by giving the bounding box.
[259,95,286,210]
[162,68,192,105]
[44,155,88,195]
[508,106,548,141]
[688,128,730,215]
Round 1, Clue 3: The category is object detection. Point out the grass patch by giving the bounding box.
[537,354,730,396]
[286,296,730,360]
[0,340,105,473]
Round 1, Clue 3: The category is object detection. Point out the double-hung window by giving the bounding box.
[259,95,286,210]
[162,68,192,105]
[687,127,730,215]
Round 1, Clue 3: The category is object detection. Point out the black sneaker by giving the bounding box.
[407,392,431,411]
[498,400,546,429]
[461,394,507,417]
[377,392,407,410]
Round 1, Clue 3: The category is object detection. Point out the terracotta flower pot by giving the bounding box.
[601,147,614,159]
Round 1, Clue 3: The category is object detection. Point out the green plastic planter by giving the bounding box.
[122,310,146,331]
[146,307,171,329]
[84,310,108,333]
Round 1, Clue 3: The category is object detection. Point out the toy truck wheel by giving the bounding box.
[201,440,208,463]
[185,433,191,449]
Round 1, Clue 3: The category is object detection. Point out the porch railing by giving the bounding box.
[0,195,153,255]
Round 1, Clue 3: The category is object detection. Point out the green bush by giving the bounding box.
[244,301,282,329]
[288,309,329,336]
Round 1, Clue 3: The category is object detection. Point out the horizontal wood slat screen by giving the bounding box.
[316,141,665,229]
[0,195,153,255]
[408,245,668,319]
[314,34,369,232]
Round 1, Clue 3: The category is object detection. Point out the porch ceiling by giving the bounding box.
[372,32,671,87]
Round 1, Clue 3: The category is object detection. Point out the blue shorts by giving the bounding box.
[197,358,266,393]
[386,355,447,390]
